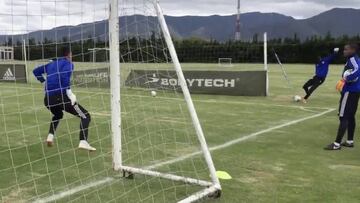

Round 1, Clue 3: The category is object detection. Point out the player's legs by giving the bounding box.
[304,76,324,100]
[44,95,64,146]
[326,92,359,150]
[48,108,63,135]
[64,104,91,141]
[325,92,347,150]
[303,77,315,95]
[347,116,356,142]
[63,99,95,151]
[344,93,360,146]
[335,117,348,144]
[335,92,350,144]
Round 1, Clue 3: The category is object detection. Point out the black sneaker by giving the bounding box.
[341,142,354,148]
[324,143,341,150]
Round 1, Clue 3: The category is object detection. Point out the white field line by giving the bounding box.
[33,177,113,203]
[0,85,331,111]
[298,106,320,113]
[146,108,335,169]
[156,119,186,124]
[91,112,111,117]
[33,108,335,203]
[91,113,186,125]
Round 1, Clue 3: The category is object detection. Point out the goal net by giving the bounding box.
[218,58,233,67]
[0,0,221,202]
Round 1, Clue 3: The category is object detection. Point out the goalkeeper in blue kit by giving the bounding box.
[302,48,339,103]
[325,43,360,150]
[33,47,96,151]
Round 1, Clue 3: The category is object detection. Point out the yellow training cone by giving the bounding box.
[215,171,232,180]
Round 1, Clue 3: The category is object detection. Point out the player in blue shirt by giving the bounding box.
[302,48,339,103]
[325,43,360,150]
[33,47,96,151]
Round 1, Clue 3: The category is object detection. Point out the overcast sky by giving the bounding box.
[0,0,360,34]
[160,0,360,19]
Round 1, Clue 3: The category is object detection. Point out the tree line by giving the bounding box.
[5,32,360,64]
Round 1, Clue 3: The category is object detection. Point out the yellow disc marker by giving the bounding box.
[215,171,232,180]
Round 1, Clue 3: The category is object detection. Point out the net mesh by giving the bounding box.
[0,0,215,202]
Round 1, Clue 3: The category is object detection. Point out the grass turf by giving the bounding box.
[1,62,360,202]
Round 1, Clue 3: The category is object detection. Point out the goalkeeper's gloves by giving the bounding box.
[336,79,345,93]
[334,48,340,53]
[66,89,77,106]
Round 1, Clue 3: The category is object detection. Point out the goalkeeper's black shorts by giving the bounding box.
[44,93,91,140]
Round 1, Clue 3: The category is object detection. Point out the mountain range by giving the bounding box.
[1,8,360,43]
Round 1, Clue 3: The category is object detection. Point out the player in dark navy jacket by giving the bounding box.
[33,47,96,151]
[325,43,360,150]
[302,48,339,102]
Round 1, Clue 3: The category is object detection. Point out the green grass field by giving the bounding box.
[2,62,360,203]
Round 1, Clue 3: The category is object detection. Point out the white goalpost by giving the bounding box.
[264,32,269,96]
[110,0,221,201]
[109,0,122,172]
[0,0,221,202]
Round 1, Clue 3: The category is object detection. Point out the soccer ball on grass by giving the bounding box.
[293,95,302,102]
[151,90,157,97]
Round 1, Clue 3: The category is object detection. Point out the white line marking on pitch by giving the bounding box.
[91,112,111,117]
[33,108,334,203]
[146,108,335,169]
[33,177,113,203]
[1,85,331,111]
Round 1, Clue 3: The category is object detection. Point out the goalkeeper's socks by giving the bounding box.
[78,140,96,151]
[46,134,54,147]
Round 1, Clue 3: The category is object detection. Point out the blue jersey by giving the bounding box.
[33,58,74,96]
[315,53,336,78]
[342,55,360,93]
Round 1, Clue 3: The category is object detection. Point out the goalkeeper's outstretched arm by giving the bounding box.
[321,48,339,64]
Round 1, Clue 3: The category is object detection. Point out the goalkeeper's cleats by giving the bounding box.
[324,143,341,150]
[78,140,96,151]
[46,134,54,147]
[341,141,354,148]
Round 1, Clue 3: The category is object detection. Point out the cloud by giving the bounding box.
[0,0,110,34]
[0,0,359,34]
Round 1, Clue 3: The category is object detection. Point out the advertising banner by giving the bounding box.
[125,69,267,96]
[72,67,110,88]
[0,64,27,83]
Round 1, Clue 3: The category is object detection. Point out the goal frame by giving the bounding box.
[109,0,222,202]
[264,32,269,96]
[218,57,233,67]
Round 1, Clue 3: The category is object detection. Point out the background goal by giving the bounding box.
[218,58,233,67]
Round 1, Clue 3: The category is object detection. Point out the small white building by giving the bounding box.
[0,46,14,61]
